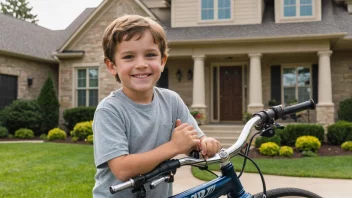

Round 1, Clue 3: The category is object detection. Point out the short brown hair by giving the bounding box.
[102,15,169,82]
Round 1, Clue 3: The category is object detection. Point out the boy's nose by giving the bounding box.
[136,58,148,68]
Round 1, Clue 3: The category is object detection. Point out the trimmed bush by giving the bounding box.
[40,133,48,140]
[341,141,352,151]
[279,146,294,157]
[0,100,43,135]
[295,136,321,152]
[278,124,324,146]
[71,136,79,142]
[327,121,352,145]
[37,76,60,134]
[63,107,96,131]
[86,135,93,144]
[338,98,352,122]
[255,135,281,148]
[70,121,93,140]
[301,150,317,157]
[0,126,8,138]
[14,128,34,139]
[259,142,280,156]
[47,128,67,141]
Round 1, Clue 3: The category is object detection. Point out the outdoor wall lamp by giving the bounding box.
[187,69,193,80]
[27,77,33,87]
[176,69,182,82]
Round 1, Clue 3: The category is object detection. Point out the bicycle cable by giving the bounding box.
[237,131,261,178]
[238,153,267,198]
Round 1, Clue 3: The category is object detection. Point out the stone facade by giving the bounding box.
[58,0,149,119]
[0,54,58,101]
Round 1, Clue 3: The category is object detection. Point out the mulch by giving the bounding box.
[247,144,352,159]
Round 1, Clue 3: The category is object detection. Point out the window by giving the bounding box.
[76,68,98,107]
[201,0,231,21]
[0,74,17,109]
[283,67,311,104]
[284,0,313,17]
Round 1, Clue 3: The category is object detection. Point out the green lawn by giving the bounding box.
[0,143,95,198]
[192,155,352,181]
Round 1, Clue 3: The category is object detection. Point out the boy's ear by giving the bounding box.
[161,55,168,72]
[105,58,117,76]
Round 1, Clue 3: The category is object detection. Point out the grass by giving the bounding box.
[0,143,95,198]
[192,155,352,181]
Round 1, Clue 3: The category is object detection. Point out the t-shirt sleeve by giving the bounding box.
[93,108,129,168]
[174,93,205,138]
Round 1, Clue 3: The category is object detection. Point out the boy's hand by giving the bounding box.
[200,137,221,159]
[171,119,200,155]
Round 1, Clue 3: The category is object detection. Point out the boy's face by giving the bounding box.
[107,30,167,98]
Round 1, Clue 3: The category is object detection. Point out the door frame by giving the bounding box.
[210,62,247,123]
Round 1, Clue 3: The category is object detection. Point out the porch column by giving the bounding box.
[191,55,207,122]
[316,51,334,126]
[247,53,264,114]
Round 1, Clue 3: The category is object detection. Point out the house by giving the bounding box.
[1,0,352,128]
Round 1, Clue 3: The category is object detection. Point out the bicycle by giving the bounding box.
[110,100,322,198]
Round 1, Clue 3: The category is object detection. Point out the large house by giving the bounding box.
[1,0,352,128]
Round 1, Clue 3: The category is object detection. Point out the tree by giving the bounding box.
[0,0,38,24]
[37,76,60,134]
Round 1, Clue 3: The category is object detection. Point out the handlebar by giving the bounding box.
[110,100,316,194]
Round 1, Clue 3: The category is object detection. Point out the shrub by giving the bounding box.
[40,133,47,140]
[341,141,352,151]
[37,76,60,134]
[8,134,14,139]
[14,128,34,139]
[338,98,352,122]
[259,142,280,156]
[278,124,324,146]
[0,100,43,135]
[279,146,294,157]
[255,135,281,148]
[70,121,93,140]
[327,121,352,145]
[301,150,317,157]
[243,112,252,123]
[63,107,96,131]
[47,128,66,141]
[295,136,321,152]
[0,126,8,138]
[86,135,93,144]
[71,136,79,142]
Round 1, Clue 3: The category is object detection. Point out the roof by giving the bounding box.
[165,0,350,42]
[1,0,351,62]
[0,8,94,61]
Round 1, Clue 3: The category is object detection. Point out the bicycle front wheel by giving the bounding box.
[252,187,322,198]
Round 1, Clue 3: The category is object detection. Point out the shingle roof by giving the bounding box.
[165,0,348,42]
[0,8,94,61]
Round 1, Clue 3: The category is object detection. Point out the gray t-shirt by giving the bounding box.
[93,87,204,198]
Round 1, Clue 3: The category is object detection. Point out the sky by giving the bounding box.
[14,0,104,30]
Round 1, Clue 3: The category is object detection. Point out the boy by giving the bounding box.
[93,15,221,197]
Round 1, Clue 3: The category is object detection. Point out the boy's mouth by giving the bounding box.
[131,73,152,79]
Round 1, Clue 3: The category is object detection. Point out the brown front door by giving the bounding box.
[219,66,242,121]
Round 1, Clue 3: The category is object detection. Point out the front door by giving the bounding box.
[0,74,17,109]
[219,66,242,121]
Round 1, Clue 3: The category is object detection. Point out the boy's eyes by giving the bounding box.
[122,54,158,59]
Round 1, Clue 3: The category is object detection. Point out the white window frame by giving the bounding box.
[72,63,99,107]
[282,0,315,19]
[281,64,312,105]
[198,0,233,23]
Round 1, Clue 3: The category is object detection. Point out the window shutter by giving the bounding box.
[271,65,282,104]
[312,64,318,104]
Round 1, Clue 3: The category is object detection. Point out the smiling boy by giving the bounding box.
[93,15,221,197]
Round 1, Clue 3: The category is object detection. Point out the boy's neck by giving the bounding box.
[122,88,154,104]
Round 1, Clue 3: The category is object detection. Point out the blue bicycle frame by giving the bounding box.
[171,163,251,198]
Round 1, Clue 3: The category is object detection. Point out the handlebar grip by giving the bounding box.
[283,99,316,116]
[110,179,134,194]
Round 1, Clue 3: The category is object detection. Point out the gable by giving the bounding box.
[59,0,157,52]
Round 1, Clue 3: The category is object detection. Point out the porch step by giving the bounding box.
[200,124,245,148]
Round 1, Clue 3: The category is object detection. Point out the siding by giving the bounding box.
[172,0,262,27]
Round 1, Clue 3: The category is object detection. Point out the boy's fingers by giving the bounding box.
[175,119,181,127]
[201,140,207,155]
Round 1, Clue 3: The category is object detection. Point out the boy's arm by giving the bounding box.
[108,121,200,181]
